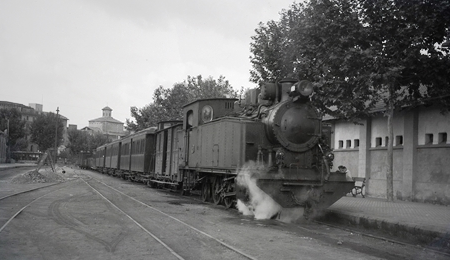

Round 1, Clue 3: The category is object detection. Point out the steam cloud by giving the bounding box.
[235,161,308,223]
[235,162,282,220]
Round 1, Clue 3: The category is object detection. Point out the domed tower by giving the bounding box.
[102,106,112,117]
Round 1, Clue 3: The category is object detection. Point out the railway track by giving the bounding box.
[0,182,62,201]
[86,169,450,260]
[2,166,447,259]
[82,176,257,260]
[0,182,74,233]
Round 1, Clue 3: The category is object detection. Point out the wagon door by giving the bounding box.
[188,127,200,168]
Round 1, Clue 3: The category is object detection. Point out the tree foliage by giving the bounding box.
[67,128,110,155]
[30,112,65,152]
[250,0,450,118]
[250,0,450,201]
[0,108,27,151]
[126,75,237,131]
[67,128,88,154]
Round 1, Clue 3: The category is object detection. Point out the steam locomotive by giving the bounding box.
[79,78,354,219]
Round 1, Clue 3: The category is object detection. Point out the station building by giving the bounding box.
[329,104,450,205]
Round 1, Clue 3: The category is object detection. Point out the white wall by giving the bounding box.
[334,121,360,149]
[370,113,404,147]
[418,107,450,145]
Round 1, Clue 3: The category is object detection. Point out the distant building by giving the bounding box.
[68,124,77,131]
[0,101,69,153]
[80,126,97,135]
[88,106,125,140]
[0,101,36,124]
[29,103,43,112]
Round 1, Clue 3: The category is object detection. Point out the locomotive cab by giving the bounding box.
[183,98,238,130]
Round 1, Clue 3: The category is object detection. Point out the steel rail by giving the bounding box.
[0,183,61,201]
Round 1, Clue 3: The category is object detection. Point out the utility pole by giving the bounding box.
[54,107,59,164]
[6,119,10,163]
[6,119,9,138]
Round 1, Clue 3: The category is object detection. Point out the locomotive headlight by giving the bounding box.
[325,152,334,161]
[295,80,314,96]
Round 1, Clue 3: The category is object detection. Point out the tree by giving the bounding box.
[67,128,89,154]
[126,75,237,131]
[0,108,27,152]
[251,0,380,118]
[67,128,110,155]
[250,0,450,201]
[30,112,65,152]
[89,132,110,150]
[359,0,450,201]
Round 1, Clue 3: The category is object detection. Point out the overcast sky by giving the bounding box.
[0,0,297,128]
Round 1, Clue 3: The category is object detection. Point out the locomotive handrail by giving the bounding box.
[322,156,331,182]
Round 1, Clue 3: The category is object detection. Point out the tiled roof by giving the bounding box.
[89,116,123,124]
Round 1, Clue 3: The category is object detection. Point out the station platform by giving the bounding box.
[322,195,450,251]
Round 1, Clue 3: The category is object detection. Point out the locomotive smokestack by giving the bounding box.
[279,78,297,102]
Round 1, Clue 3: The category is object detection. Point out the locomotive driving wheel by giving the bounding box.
[223,180,235,208]
[212,178,223,205]
[223,197,234,208]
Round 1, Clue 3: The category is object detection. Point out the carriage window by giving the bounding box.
[201,105,213,122]
[186,110,194,129]
[225,102,234,109]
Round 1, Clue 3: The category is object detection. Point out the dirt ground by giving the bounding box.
[11,167,65,184]
[0,165,447,260]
